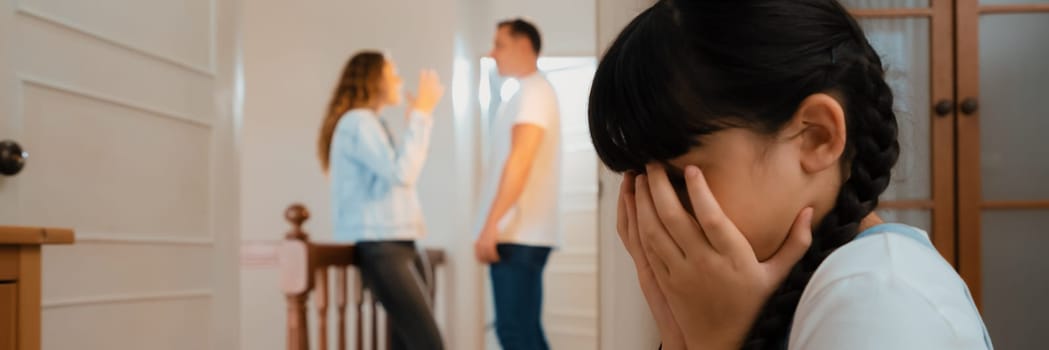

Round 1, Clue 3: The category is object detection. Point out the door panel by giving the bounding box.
[957,0,1049,307]
[15,11,215,124]
[17,0,213,70]
[960,6,1049,349]
[980,209,1049,350]
[19,83,211,237]
[977,14,1049,201]
[0,0,238,349]
[42,297,212,350]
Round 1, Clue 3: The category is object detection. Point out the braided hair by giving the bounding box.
[587,0,899,348]
[318,51,387,172]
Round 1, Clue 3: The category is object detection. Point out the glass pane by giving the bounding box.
[875,209,931,233]
[981,210,1049,350]
[979,14,1049,200]
[981,0,1049,5]
[841,0,929,9]
[861,19,932,201]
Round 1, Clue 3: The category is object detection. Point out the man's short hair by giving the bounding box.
[498,18,542,55]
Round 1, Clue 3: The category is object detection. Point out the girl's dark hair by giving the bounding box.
[318,51,387,172]
[588,0,899,348]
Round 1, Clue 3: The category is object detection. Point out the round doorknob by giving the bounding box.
[0,140,28,176]
[961,98,979,115]
[933,99,954,117]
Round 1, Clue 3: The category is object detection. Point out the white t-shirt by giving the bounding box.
[475,73,561,247]
[789,224,993,350]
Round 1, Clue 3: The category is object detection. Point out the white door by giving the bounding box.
[541,57,599,350]
[0,0,240,349]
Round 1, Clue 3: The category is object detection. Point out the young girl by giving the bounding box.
[588,0,992,349]
[318,51,445,350]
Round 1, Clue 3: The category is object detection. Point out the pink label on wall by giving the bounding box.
[241,240,280,269]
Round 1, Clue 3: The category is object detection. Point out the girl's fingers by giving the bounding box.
[684,165,755,259]
[636,175,686,264]
[645,163,712,257]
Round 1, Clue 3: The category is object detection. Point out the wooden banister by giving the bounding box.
[278,203,445,350]
[315,268,329,350]
[335,266,348,350]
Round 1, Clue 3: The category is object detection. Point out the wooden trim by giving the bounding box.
[0,247,18,281]
[980,4,1049,14]
[17,246,41,350]
[955,0,983,308]
[850,8,934,18]
[0,283,16,350]
[878,200,935,210]
[312,244,356,267]
[0,226,74,245]
[286,294,309,350]
[982,200,1049,209]
[315,269,329,350]
[930,0,958,268]
[335,267,348,350]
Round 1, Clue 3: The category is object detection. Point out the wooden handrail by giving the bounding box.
[278,203,445,350]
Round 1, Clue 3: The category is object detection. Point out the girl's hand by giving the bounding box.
[617,171,686,350]
[635,163,813,350]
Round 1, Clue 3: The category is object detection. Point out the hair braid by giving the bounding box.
[741,20,900,350]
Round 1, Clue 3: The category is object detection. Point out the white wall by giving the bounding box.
[238,0,482,349]
[595,0,661,349]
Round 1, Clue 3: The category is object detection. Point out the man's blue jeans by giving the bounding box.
[490,243,553,350]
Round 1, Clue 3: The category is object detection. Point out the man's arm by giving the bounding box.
[481,123,546,232]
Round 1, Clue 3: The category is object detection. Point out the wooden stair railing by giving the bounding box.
[278,204,445,350]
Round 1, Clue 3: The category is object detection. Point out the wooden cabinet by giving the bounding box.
[1,283,16,350]
[0,226,73,350]
[843,1,1049,348]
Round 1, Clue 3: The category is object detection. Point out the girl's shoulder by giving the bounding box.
[809,224,958,294]
[789,224,991,349]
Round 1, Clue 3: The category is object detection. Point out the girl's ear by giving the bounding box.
[787,93,847,175]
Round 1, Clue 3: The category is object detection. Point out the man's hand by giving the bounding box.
[475,224,501,263]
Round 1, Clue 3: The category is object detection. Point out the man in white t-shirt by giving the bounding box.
[475,18,561,350]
